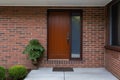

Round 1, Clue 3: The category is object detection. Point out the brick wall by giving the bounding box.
[0,7,47,69]
[105,49,120,79]
[0,7,105,69]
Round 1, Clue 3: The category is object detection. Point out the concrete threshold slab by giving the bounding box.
[65,68,118,80]
[24,68,118,80]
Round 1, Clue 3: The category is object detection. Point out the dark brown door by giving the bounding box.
[48,11,70,59]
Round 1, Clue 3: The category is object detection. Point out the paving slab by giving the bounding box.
[68,68,118,80]
[25,69,64,80]
[24,68,118,80]
[74,68,107,73]
[25,76,64,80]
[38,67,53,72]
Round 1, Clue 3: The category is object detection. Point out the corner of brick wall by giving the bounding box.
[105,49,120,79]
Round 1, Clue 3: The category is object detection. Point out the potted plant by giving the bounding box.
[23,39,45,65]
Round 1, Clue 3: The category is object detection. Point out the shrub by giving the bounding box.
[8,65,27,80]
[23,39,45,62]
[0,66,6,80]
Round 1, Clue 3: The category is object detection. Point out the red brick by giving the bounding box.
[105,50,120,79]
[0,7,105,69]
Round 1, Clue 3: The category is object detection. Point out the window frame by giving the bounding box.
[70,12,81,59]
[105,0,120,51]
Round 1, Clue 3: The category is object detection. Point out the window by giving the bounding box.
[110,1,120,46]
[71,12,81,58]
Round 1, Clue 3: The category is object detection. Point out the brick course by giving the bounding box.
[105,49,120,79]
[0,7,105,69]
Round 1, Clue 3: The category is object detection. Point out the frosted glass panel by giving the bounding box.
[71,13,80,58]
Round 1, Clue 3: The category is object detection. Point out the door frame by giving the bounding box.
[47,9,83,60]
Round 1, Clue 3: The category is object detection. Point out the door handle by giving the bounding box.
[66,32,70,42]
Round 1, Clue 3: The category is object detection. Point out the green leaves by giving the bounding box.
[8,65,27,80]
[23,39,45,61]
[29,39,40,45]
[0,66,6,80]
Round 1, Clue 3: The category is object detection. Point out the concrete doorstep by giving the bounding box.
[24,68,118,80]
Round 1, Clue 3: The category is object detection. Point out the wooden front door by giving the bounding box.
[48,11,70,59]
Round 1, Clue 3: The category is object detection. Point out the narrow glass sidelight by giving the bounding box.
[71,13,81,58]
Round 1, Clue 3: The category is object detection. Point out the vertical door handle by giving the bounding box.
[66,32,70,42]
